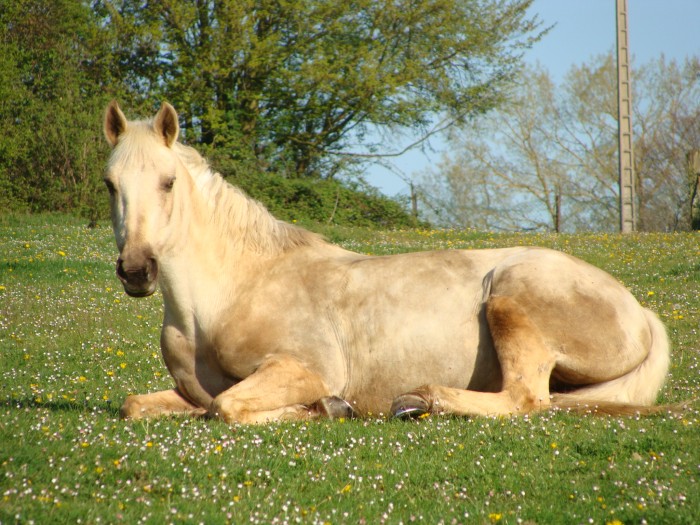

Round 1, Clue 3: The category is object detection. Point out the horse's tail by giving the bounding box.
[551,308,673,416]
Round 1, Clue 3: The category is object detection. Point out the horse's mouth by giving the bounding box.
[123,285,157,298]
[116,257,158,297]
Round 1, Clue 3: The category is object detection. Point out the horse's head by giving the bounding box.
[103,101,182,297]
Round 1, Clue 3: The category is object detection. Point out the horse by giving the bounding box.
[102,101,670,424]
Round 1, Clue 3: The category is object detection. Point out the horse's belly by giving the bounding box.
[328,251,502,414]
[339,299,492,415]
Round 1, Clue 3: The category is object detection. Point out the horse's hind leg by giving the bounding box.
[120,388,208,419]
[392,295,556,417]
[210,354,353,424]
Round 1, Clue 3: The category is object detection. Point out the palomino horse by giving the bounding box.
[103,101,670,423]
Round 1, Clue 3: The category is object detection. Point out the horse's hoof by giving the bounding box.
[391,393,430,419]
[314,396,356,420]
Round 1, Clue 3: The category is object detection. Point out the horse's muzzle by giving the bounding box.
[116,256,158,297]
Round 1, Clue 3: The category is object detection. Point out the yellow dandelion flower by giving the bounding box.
[488,513,503,523]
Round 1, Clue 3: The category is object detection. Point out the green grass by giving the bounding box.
[1,214,699,524]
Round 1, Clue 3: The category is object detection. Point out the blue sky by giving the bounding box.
[368,0,700,197]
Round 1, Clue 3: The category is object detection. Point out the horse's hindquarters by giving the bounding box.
[490,249,652,387]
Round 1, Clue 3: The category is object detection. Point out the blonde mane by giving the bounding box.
[171,141,323,255]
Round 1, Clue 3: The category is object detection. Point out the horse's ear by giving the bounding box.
[153,102,179,147]
[104,100,127,147]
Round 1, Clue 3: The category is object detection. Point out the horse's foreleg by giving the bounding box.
[210,354,348,424]
[392,295,556,418]
[120,388,208,420]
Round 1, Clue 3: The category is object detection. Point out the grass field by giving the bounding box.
[1,214,699,524]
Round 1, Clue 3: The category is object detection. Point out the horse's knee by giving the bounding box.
[120,394,149,420]
[506,383,550,414]
[210,396,246,424]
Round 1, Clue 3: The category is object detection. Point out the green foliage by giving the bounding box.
[1,0,543,224]
[210,153,422,228]
[0,0,113,220]
[1,217,699,523]
[96,0,542,178]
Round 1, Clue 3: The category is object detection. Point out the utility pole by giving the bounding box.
[689,150,700,230]
[616,0,636,232]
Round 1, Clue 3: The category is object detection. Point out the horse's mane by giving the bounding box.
[171,142,324,255]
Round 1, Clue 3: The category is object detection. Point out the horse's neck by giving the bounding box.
[159,164,326,330]
[187,165,323,259]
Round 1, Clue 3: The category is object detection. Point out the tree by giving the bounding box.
[0,0,119,218]
[420,64,573,231]
[94,0,544,179]
[633,56,700,231]
[423,54,700,232]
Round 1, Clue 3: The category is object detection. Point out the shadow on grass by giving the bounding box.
[0,397,121,418]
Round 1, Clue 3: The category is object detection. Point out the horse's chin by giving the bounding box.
[123,285,157,298]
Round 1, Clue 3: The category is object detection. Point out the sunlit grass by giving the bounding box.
[1,215,699,524]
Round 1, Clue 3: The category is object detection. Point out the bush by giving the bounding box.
[210,153,422,229]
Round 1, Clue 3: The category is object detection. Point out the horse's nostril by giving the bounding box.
[115,255,158,297]
[116,258,128,282]
[116,257,150,283]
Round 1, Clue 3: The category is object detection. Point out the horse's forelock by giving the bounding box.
[107,120,164,169]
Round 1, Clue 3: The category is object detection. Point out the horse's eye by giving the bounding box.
[104,178,117,195]
[163,177,176,192]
